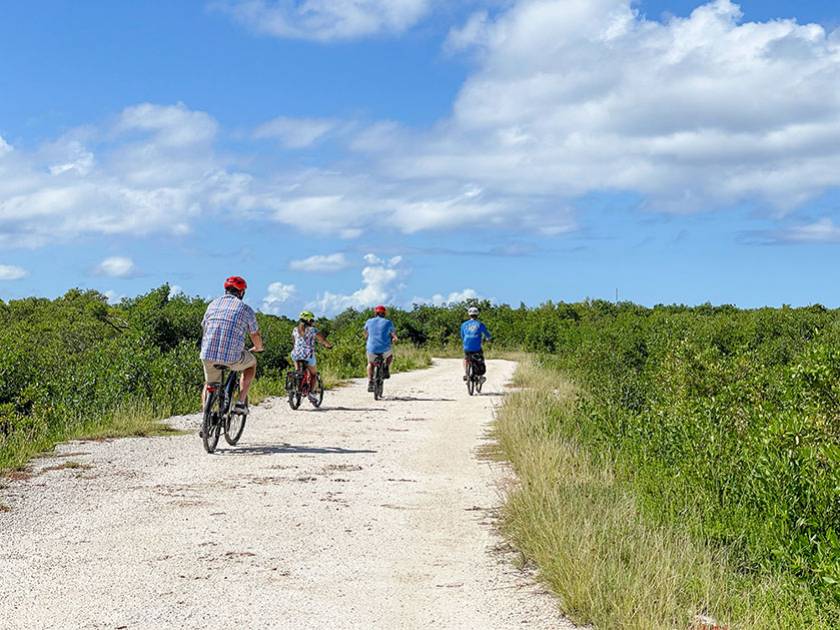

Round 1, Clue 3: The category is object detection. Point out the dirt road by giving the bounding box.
[0,359,574,629]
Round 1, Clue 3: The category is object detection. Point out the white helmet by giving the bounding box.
[467,306,480,316]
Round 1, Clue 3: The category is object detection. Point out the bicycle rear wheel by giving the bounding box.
[202,389,222,453]
[224,381,247,446]
[467,363,475,396]
[373,365,384,400]
[476,374,483,394]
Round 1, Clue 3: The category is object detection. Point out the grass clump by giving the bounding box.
[495,359,838,630]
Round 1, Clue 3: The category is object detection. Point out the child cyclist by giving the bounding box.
[291,311,332,404]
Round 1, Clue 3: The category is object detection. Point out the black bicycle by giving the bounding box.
[202,365,248,454]
[371,353,385,400]
[465,351,486,396]
[285,360,324,410]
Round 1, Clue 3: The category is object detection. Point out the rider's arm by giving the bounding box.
[316,333,333,348]
[250,331,264,352]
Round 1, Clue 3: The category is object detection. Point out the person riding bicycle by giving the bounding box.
[364,305,398,392]
[291,310,333,404]
[200,276,264,416]
[461,306,491,382]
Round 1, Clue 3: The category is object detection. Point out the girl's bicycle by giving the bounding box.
[285,360,324,410]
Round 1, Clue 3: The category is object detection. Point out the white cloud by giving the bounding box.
[0,135,12,156]
[103,290,124,304]
[95,256,136,278]
[0,264,27,280]
[774,218,840,243]
[290,252,350,272]
[310,254,402,315]
[0,103,241,247]
[412,288,482,306]
[216,0,432,42]
[255,116,337,148]
[262,281,297,314]
[390,0,840,213]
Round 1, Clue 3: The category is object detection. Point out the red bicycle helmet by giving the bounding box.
[374,305,387,315]
[224,276,248,292]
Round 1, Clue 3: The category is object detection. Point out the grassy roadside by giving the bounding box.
[0,346,433,475]
[494,359,836,630]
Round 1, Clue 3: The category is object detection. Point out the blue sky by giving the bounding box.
[2,0,840,313]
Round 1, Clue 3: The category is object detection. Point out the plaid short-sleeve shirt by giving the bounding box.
[200,294,259,364]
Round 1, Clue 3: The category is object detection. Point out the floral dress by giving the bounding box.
[291,326,318,361]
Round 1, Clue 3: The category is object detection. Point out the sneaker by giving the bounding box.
[367,380,375,392]
[233,401,249,416]
[383,365,391,379]
[480,376,487,384]
[308,393,319,405]
[463,374,468,381]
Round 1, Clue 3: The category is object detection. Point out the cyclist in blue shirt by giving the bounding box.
[461,306,491,382]
[364,305,398,392]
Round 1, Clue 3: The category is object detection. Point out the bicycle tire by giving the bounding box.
[224,381,247,446]
[202,390,221,453]
[467,363,475,396]
[373,364,384,400]
[476,375,483,394]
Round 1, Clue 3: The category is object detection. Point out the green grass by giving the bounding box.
[1,347,434,475]
[494,358,838,630]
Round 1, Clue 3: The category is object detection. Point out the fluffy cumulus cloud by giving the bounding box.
[0,103,248,247]
[310,254,403,315]
[0,264,28,280]
[289,252,350,272]
[94,256,137,278]
[262,281,297,314]
[216,0,432,41]
[411,288,482,306]
[407,0,840,212]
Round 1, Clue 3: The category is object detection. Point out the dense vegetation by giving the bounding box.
[2,287,838,623]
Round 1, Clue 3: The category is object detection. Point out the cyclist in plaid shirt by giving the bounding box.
[200,276,264,415]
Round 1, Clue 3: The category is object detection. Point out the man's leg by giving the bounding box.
[239,365,256,401]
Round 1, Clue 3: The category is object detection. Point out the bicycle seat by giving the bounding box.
[213,364,226,370]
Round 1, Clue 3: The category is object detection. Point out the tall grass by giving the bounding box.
[495,359,838,629]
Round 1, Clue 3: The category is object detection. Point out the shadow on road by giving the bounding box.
[304,406,387,413]
[223,444,378,456]
[389,396,456,402]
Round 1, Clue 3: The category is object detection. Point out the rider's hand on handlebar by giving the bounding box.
[250,346,265,353]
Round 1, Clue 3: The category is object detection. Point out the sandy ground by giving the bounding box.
[0,359,576,630]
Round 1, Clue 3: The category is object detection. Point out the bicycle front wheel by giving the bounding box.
[202,390,222,453]
[467,364,475,396]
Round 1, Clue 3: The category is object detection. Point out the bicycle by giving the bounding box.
[285,360,324,410]
[202,365,248,454]
[370,353,385,400]
[465,351,486,396]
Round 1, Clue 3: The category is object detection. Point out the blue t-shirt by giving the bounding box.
[364,317,395,354]
[461,319,491,352]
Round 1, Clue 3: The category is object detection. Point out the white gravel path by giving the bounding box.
[0,358,576,630]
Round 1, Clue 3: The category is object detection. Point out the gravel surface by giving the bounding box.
[0,359,576,629]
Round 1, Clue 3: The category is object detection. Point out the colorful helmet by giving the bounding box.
[468,306,480,316]
[299,310,315,322]
[224,276,247,292]
[374,305,387,315]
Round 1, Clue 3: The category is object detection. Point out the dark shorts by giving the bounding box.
[464,350,484,360]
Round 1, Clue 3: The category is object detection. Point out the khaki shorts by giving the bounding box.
[366,350,393,363]
[202,349,257,384]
